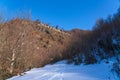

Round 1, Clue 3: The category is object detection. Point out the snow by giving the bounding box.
[112,39,118,44]
[8,60,118,80]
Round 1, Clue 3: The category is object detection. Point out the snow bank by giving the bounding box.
[8,60,117,80]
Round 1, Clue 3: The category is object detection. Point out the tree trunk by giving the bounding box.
[10,49,15,74]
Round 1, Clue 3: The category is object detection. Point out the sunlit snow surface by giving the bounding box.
[8,60,117,80]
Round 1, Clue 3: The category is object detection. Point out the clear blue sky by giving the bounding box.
[0,0,120,30]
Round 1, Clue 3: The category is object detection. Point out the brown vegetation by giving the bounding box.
[0,18,71,79]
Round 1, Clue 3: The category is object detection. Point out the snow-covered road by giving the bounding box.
[8,60,115,80]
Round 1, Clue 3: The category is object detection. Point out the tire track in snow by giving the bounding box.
[48,72,64,80]
[32,73,50,80]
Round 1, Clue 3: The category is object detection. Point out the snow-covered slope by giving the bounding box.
[8,60,117,80]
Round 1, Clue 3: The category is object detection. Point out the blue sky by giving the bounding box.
[0,0,120,30]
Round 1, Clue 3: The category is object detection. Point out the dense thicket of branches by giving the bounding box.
[67,8,120,78]
[67,8,120,64]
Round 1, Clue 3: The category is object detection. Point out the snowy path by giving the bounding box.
[8,61,115,80]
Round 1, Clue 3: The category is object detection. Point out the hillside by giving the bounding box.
[0,18,73,79]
